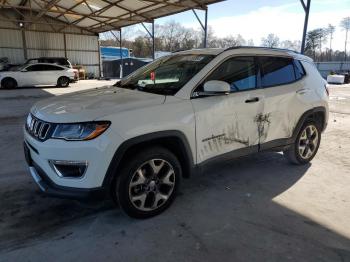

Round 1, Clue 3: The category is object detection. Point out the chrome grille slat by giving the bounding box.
[34,121,41,135]
[39,123,50,139]
[26,114,52,141]
[30,118,35,130]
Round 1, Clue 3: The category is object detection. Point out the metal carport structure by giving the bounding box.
[0,0,312,76]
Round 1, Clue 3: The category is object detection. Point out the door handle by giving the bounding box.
[296,88,310,95]
[245,97,259,103]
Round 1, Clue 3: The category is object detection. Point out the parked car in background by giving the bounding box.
[24,57,79,80]
[0,63,76,88]
[24,57,72,68]
[24,47,329,218]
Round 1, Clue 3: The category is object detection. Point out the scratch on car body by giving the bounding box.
[255,113,271,143]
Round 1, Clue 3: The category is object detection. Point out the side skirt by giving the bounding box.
[194,138,293,174]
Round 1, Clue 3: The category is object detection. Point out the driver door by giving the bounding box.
[191,56,265,163]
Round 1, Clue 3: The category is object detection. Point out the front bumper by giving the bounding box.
[24,142,105,199]
[23,125,123,199]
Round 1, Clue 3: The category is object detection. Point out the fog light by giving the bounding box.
[49,160,88,178]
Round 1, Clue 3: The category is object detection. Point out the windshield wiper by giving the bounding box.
[117,83,138,90]
[140,86,175,95]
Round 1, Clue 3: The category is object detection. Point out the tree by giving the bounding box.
[261,34,280,48]
[305,28,327,59]
[247,39,254,46]
[280,40,301,51]
[340,17,350,61]
[317,28,328,61]
[327,24,336,60]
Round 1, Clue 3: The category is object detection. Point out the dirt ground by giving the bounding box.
[0,80,349,262]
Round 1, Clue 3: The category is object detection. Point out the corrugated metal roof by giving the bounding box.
[0,0,223,33]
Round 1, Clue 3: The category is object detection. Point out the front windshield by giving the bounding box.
[117,54,215,95]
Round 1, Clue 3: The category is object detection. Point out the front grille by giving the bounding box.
[26,114,52,141]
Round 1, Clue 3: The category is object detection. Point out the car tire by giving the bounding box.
[113,146,181,219]
[1,78,17,89]
[57,76,70,87]
[283,120,321,165]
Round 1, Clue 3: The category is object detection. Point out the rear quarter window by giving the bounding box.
[259,57,296,87]
[294,60,306,80]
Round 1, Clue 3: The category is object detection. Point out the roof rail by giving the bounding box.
[223,46,301,54]
[172,49,187,53]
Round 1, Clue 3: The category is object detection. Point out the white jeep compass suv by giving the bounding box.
[24,47,329,218]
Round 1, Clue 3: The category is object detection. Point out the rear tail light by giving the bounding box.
[324,84,329,97]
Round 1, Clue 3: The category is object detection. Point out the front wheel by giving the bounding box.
[283,121,321,165]
[113,147,181,218]
[57,76,70,87]
[1,78,17,89]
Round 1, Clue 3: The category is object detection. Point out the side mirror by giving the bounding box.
[203,80,230,94]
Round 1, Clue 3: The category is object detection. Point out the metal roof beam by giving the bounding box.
[142,0,205,10]
[33,0,60,20]
[99,0,152,21]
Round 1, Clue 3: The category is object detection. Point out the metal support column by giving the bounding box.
[152,21,155,60]
[21,29,27,60]
[300,0,311,54]
[63,33,67,58]
[192,8,208,48]
[110,30,123,78]
[204,8,208,48]
[119,29,123,78]
[97,36,103,78]
[141,22,155,60]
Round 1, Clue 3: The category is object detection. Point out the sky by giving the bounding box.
[147,0,350,51]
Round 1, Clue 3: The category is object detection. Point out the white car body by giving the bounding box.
[23,47,329,215]
[0,63,75,88]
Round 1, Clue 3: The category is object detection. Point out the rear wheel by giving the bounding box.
[283,121,321,165]
[1,78,17,89]
[57,76,70,87]
[113,147,181,218]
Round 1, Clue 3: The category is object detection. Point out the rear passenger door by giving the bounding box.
[43,65,65,85]
[258,56,307,147]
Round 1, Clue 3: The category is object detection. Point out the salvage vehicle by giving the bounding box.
[23,47,329,218]
[0,63,76,88]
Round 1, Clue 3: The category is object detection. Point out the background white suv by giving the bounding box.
[23,47,329,218]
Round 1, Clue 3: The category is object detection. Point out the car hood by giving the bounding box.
[31,86,166,123]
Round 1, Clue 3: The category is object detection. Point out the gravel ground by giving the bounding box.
[0,80,349,262]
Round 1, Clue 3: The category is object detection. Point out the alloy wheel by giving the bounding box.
[128,159,176,211]
[298,124,319,160]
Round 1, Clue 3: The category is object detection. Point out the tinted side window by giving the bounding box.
[45,65,64,71]
[205,57,257,92]
[260,57,295,87]
[26,65,44,71]
[294,60,306,80]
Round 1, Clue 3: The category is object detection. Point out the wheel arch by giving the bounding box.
[57,76,70,86]
[1,77,17,88]
[292,106,327,141]
[102,130,195,191]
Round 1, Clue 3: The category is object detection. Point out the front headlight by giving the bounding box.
[52,121,110,141]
